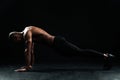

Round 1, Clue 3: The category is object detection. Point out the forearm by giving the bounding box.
[26,41,32,54]
[25,41,32,66]
[31,43,34,65]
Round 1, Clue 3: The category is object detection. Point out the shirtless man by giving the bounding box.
[9,26,114,72]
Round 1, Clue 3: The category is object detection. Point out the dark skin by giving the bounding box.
[9,26,55,72]
[9,26,110,72]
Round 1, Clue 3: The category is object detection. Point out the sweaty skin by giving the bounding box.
[14,26,55,72]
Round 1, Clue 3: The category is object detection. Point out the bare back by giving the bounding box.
[23,26,55,45]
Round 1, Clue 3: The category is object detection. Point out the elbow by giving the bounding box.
[26,40,32,44]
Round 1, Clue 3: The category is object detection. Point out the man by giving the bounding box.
[9,26,114,72]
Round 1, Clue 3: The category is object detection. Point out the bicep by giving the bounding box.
[27,31,32,42]
[25,31,33,53]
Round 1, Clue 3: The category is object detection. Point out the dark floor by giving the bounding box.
[0,61,120,80]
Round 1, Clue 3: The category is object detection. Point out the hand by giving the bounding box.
[14,66,32,72]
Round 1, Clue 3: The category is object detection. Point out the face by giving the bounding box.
[13,34,23,42]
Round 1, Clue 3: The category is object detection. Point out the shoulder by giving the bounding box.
[23,26,33,38]
[24,26,33,30]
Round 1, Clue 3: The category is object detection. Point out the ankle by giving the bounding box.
[29,65,32,69]
[24,65,32,70]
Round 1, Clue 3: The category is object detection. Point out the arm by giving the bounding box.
[31,42,34,65]
[24,31,33,67]
[14,30,33,72]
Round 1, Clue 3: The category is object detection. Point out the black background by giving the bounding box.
[0,0,120,64]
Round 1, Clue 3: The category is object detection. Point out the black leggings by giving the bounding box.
[52,36,104,57]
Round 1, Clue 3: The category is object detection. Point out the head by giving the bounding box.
[9,31,23,43]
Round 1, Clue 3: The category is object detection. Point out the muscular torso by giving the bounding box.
[23,26,55,45]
